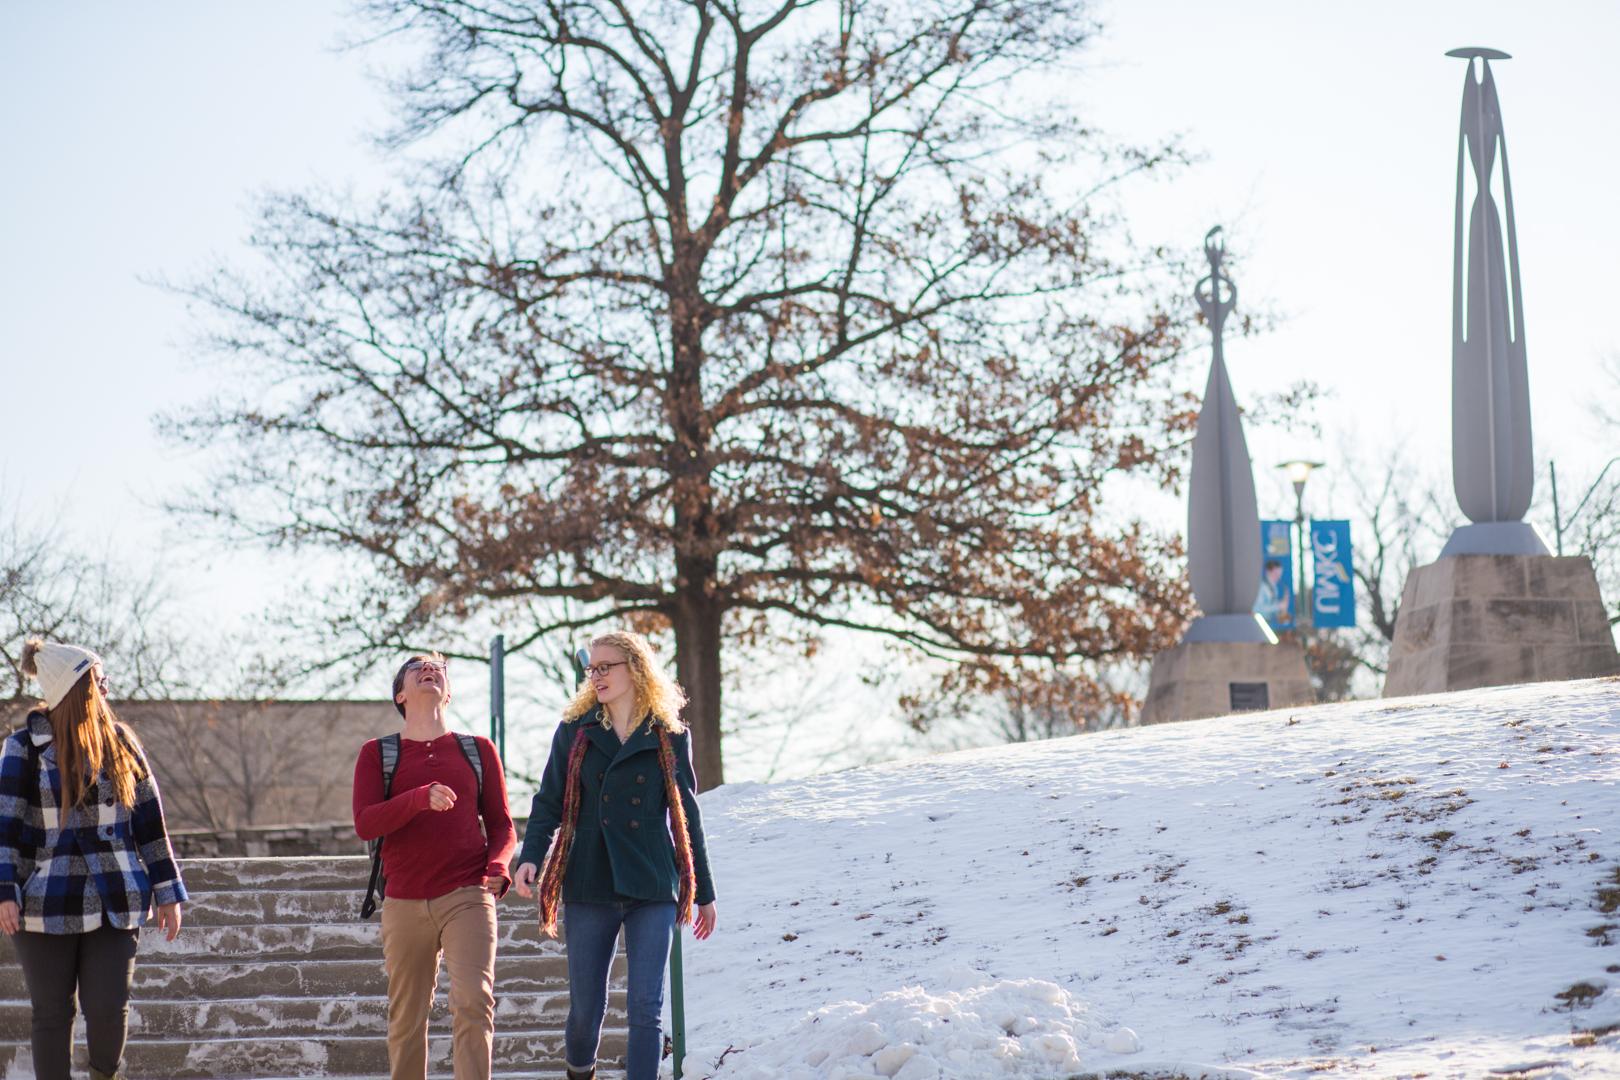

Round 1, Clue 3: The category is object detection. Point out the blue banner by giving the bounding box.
[1254,519,1295,631]
[1310,520,1355,628]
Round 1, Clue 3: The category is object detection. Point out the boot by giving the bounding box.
[564,1068,596,1080]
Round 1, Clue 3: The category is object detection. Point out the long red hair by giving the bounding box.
[20,650,143,811]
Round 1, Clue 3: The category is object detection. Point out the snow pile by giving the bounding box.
[684,976,1135,1080]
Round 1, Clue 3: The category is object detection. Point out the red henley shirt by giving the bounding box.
[352,732,516,901]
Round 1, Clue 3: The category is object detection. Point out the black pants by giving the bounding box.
[11,924,140,1080]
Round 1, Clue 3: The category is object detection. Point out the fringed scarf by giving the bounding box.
[536,718,698,938]
[657,727,698,928]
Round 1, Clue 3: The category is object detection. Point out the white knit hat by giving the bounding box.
[19,639,103,711]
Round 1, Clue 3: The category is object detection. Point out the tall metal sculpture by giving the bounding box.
[1139,227,1312,723]
[1382,48,1619,698]
[1183,227,1273,643]
[1441,48,1548,556]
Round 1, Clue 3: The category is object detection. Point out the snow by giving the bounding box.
[702,978,1109,1079]
[668,677,1620,1078]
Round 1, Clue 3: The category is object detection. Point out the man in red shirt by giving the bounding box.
[353,653,515,1080]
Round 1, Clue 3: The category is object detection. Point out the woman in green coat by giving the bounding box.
[512,631,717,1080]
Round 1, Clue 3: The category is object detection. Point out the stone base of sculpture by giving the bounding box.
[1383,554,1620,697]
[1139,640,1314,725]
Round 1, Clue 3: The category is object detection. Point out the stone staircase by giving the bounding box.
[0,857,627,1078]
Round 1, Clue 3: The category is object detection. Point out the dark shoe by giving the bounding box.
[565,1067,596,1080]
[90,1069,127,1080]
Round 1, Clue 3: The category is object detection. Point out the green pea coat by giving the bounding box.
[515,710,716,907]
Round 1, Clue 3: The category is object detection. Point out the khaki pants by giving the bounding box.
[380,885,498,1080]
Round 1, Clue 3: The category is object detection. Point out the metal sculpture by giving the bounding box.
[1184,227,1275,643]
[1441,48,1549,556]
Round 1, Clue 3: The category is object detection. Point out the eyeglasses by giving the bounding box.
[405,660,448,675]
[584,661,628,679]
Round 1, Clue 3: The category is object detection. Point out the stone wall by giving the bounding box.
[2,698,401,831]
[169,821,368,859]
[168,818,535,860]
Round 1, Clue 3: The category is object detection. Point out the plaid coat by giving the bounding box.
[0,712,188,933]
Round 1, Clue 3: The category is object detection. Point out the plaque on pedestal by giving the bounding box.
[1228,682,1270,711]
[1140,640,1313,725]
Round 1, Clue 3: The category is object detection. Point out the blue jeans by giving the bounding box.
[563,900,677,1080]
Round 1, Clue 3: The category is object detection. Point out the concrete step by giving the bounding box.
[181,857,374,892]
[0,990,626,1041]
[0,856,633,1078]
[0,1030,629,1078]
[174,887,367,926]
[0,950,626,1000]
[125,918,561,962]
[178,856,547,901]
[180,888,547,928]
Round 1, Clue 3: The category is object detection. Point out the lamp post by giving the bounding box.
[489,634,506,761]
[1550,457,1620,557]
[1277,460,1325,630]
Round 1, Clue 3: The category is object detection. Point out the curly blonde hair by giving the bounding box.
[564,631,687,733]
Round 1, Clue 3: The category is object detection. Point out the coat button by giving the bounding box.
[602,794,610,803]
[629,819,640,830]
[597,771,605,781]
[630,796,641,806]
[635,774,645,784]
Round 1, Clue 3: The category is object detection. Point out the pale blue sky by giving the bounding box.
[2,2,1616,770]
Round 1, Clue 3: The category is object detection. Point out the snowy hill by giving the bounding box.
[672,678,1620,1079]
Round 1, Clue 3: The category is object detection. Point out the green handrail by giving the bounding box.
[671,929,686,1078]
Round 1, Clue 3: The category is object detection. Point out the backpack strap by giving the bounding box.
[379,733,402,798]
[360,733,403,920]
[453,733,484,801]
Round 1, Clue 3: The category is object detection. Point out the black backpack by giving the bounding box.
[360,732,484,919]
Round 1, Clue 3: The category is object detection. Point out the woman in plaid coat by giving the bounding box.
[0,639,188,1080]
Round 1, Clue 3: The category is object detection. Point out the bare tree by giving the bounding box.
[1554,363,1620,621]
[0,501,382,829]
[0,502,184,703]
[1277,456,1460,699]
[169,0,1212,788]
[126,691,386,831]
[903,656,1138,748]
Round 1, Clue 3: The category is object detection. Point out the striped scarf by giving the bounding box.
[537,719,697,937]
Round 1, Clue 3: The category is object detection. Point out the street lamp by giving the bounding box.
[1277,459,1325,630]
[1550,457,1620,557]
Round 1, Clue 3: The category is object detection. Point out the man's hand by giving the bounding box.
[156,902,183,942]
[512,862,538,898]
[426,783,456,812]
[0,900,17,936]
[481,875,505,896]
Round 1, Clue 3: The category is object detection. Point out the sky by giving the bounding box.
[2,2,1618,775]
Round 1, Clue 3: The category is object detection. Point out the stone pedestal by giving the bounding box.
[1383,554,1620,697]
[1139,640,1314,724]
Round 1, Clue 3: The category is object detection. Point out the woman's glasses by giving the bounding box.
[584,661,629,678]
